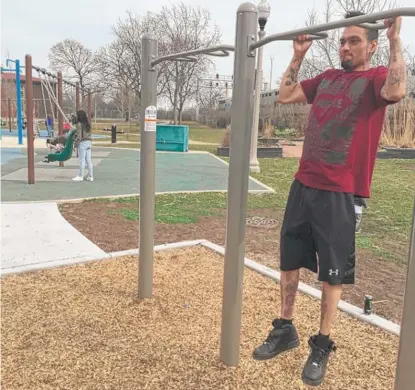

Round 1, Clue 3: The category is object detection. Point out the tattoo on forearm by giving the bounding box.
[385,38,407,92]
[283,56,303,87]
[389,68,406,86]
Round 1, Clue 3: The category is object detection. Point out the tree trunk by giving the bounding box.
[173,91,178,124]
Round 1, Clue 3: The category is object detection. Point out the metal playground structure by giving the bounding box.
[23,56,93,183]
[137,3,415,389]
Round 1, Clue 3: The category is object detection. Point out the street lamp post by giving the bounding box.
[249,0,271,173]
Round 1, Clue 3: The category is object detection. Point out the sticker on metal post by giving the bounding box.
[144,105,157,131]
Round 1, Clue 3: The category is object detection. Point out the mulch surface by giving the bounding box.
[58,201,407,325]
[2,247,398,390]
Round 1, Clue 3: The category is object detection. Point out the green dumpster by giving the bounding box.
[156,124,189,152]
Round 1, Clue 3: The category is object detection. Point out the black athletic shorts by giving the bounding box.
[280,179,356,285]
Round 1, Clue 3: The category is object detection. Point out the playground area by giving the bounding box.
[0,145,272,202]
[2,1,415,388]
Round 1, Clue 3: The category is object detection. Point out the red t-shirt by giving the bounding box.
[296,66,393,198]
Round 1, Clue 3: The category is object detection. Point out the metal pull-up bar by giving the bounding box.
[251,7,415,50]
[138,4,415,387]
[151,44,235,67]
[138,37,236,298]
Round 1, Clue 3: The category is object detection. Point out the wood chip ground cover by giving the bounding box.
[1,247,398,390]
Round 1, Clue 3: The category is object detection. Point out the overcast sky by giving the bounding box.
[2,0,414,88]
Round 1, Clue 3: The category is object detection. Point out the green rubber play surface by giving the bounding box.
[1,148,272,202]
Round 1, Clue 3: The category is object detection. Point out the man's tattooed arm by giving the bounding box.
[381,38,407,102]
[277,54,307,104]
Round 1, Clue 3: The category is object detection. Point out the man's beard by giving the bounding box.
[341,60,355,71]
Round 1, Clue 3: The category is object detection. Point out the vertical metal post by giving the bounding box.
[25,55,34,185]
[15,59,23,145]
[394,196,415,390]
[58,72,64,168]
[8,98,12,131]
[249,29,265,173]
[220,2,257,367]
[88,90,92,124]
[138,33,158,299]
[111,125,117,144]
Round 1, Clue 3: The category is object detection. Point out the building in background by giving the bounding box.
[1,73,57,121]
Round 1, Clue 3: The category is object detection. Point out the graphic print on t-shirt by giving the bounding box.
[302,75,369,165]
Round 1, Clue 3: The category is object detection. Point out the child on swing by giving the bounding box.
[42,119,73,161]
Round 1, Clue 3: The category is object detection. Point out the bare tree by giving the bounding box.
[299,0,396,79]
[96,11,171,122]
[48,39,99,93]
[156,2,221,124]
[198,85,224,110]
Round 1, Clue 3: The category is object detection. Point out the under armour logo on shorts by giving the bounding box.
[329,269,339,276]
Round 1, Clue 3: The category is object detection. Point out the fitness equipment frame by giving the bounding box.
[2,59,24,145]
[24,55,93,183]
[139,3,415,388]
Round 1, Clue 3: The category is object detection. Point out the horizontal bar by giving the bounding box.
[273,32,328,41]
[176,56,198,62]
[32,64,91,93]
[359,22,387,29]
[152,44,235,67]
[205,50,230,57]
[6,59,16,67]
[251,7,415,51]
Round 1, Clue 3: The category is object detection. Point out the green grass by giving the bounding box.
[188,127,225,144]
[91,122,224,146]
[95,143,220,154]
[354,160,415,262]
[118,192,228,224]
[94,157,415,264]
[92,121,140,134]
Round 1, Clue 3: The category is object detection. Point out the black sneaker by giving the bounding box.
[252,319,300,360]
[301,335,337,387]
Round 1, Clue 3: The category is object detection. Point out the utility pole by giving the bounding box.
[269,56,274,90]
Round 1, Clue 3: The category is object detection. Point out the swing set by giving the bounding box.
[24,57,93,183]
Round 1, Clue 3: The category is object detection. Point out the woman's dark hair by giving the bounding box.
[76,110,91,131]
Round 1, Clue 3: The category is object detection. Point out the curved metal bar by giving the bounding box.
[151,44,235,67]
[250,7,415,51]
[359,22,387,29]
[206,50,230,57]
[281,32,328,41]
[175,56,198,62]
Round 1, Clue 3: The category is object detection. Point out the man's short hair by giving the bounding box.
[345,10,379,41]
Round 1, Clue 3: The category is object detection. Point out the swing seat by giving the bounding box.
[44,130,77,163]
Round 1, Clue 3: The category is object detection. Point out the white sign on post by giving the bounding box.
[144,105,157,132]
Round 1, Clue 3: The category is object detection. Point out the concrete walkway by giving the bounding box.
[1,202,108,275]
